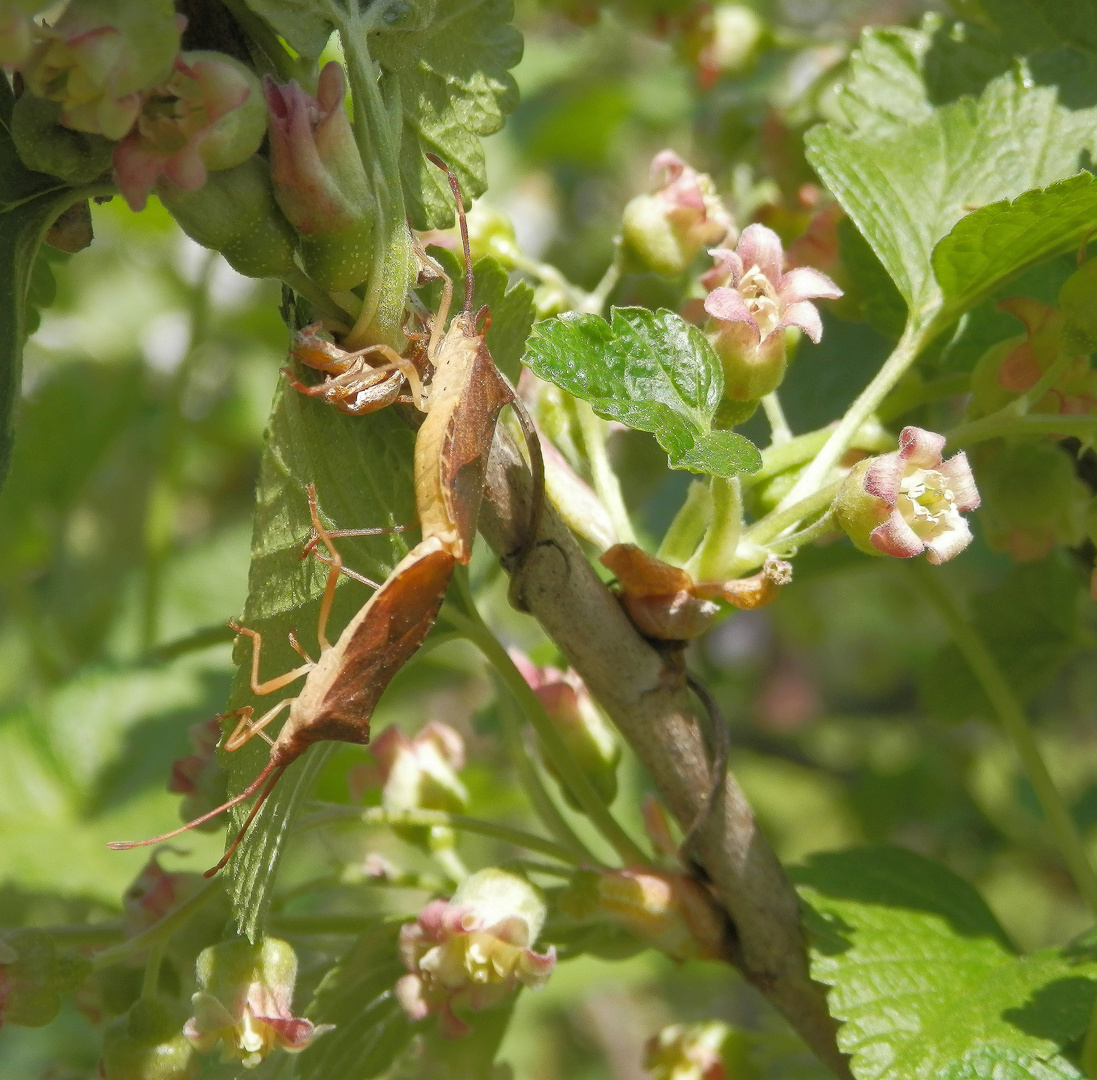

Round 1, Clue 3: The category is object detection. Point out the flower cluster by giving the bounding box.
[644,1020,754,1080]
[396,869,556,1037]
[836,427,980,564]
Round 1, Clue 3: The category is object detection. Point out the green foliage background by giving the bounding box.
[3,0,1097,1077]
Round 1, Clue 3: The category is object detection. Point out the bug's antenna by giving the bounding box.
[426,153,474,315]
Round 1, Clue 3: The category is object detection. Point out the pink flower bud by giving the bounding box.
[101,997,196,1080]
[348,721,468,850]
[112,51,266,212]
[835,427,980,564]
[703,223,841,402]
[511,652,621,807]
[21,0,181,139]
[559,867,725,962]
[122,855,205,938]
[184,938,330,1066]
[166,716,227,830]
[645,1020,757,1080]
[264,61,375,290]
[622,150,734,276]
[396,869,555,1037]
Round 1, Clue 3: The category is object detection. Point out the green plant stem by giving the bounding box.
[776,320,925,510]
[728,480,842,574]
[1082,993,1097,1078]
[574,399,637,545]
[301,804,584,865]
[493,675,599,862]
[434,845,469,883]
[761,392,793,444]
[445,603,649,866]
[510,252,591,311]
[912,560,1097,917]
[948,412,1097,447]
[271,914,383,936]
[762,509,837,556]
[44,923,125,948]
[141,942,165,999]
[742,421,893,489]
[280,265,355,328]
[656,479,711,565]
[877,373,971,422]
[582,246,624,315]
[687,476,742,581]
[91,880,221,971]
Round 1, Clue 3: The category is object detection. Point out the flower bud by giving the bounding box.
[511,652,621,808]
[835,426,980,564]
[265,61,375,291]
[466,203,521,265]
[101,997,195,1080]
[348,721,468,851]
[184,938,330,1067]
[167,716,227,829]
[396,869,555,1037]
[122,855,205,938]
[975,440,1088,562]
[21,0,180,139]
[622,150,734,276]
[645,1020,758,1080]
[558,867,725,962]
[0,1,51,68]
[703,224,841,403]
[0,927,91,1028]
[113,51,267,212]
[10,90,113,182]
[677,3,767,89]
[158,155,299,281]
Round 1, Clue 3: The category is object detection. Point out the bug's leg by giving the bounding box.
[310,549,382,590]
[224,696,294,752]
[300,521,411,562]
[346,345,426,412]
[287,631,314,664]
[202,764,288,877]
[307,483,348,651]
[411,233,453,365]
[281,367,335,397]
[228,620,312,696]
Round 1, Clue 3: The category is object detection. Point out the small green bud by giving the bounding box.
[101,998,196,1080]
[158,156,299,280]
[0,927,91,1029]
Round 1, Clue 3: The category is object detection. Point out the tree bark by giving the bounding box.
[479,431,850,1079]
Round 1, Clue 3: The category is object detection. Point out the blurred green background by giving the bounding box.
[3,0,1097,1076]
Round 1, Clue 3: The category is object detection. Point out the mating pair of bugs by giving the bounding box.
[111,158,544,873]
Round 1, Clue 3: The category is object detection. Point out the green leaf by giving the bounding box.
[985,0,1097,55]
[793,846,1097,1080]
[806,22,1097,330]
[0,78,83,491]
[421,248,535,382]
[918,555,1082,725]
[226,382,417,938]
[522,308,761,479]
[299,919,416,1080]
[934,1044,1082,1080]
[933,173,1097,316]
[371,0,523,229]
[241,0,333,56]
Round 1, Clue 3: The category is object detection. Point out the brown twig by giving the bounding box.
[478,430,850,1078]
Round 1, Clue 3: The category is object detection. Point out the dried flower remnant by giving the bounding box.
[600,543,792,641]
[702,223,842,402]
[121,854,204,938]
[836,426,980,564]
[21,0,180,139]
[167,716,227,829]
[184,938,329,1068]
[113,51,266,212]
[622,150,734,275]
[396,869,556,1037]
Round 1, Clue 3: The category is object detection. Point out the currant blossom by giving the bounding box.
[264,61,375,290]
[113,51,266,212]
[559,867,725,962]
[703,223,842,402]
[21,0,180,139]
[0,0,50,68]
[167,715,225,827]
[511,651,621,806]
[122,854,204,937]
[645,1021,745,1080]
[836,427,980,564]
[184,938,329,1068]
[396,869,556,1037]
[622,150,734,275]
[101,998,195,1080]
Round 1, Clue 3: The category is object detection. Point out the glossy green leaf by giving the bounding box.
[806,23,1097,330]
[934,1044,1082,1080]
[794,846,1097,1080]
[933,173,1097,316]
[225,381,418,939]
[372,0,522,228]
[523,308,761,478]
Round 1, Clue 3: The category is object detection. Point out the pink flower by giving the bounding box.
[837,427,980,565]
[396,869,556,1037]
[20,0,180,139]
[621,150,734,275]
[185,938,330,1067]
[121,854,204,938]
[645,1021,738,1080]
[703,223,842,401]
[113,51,266,212]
